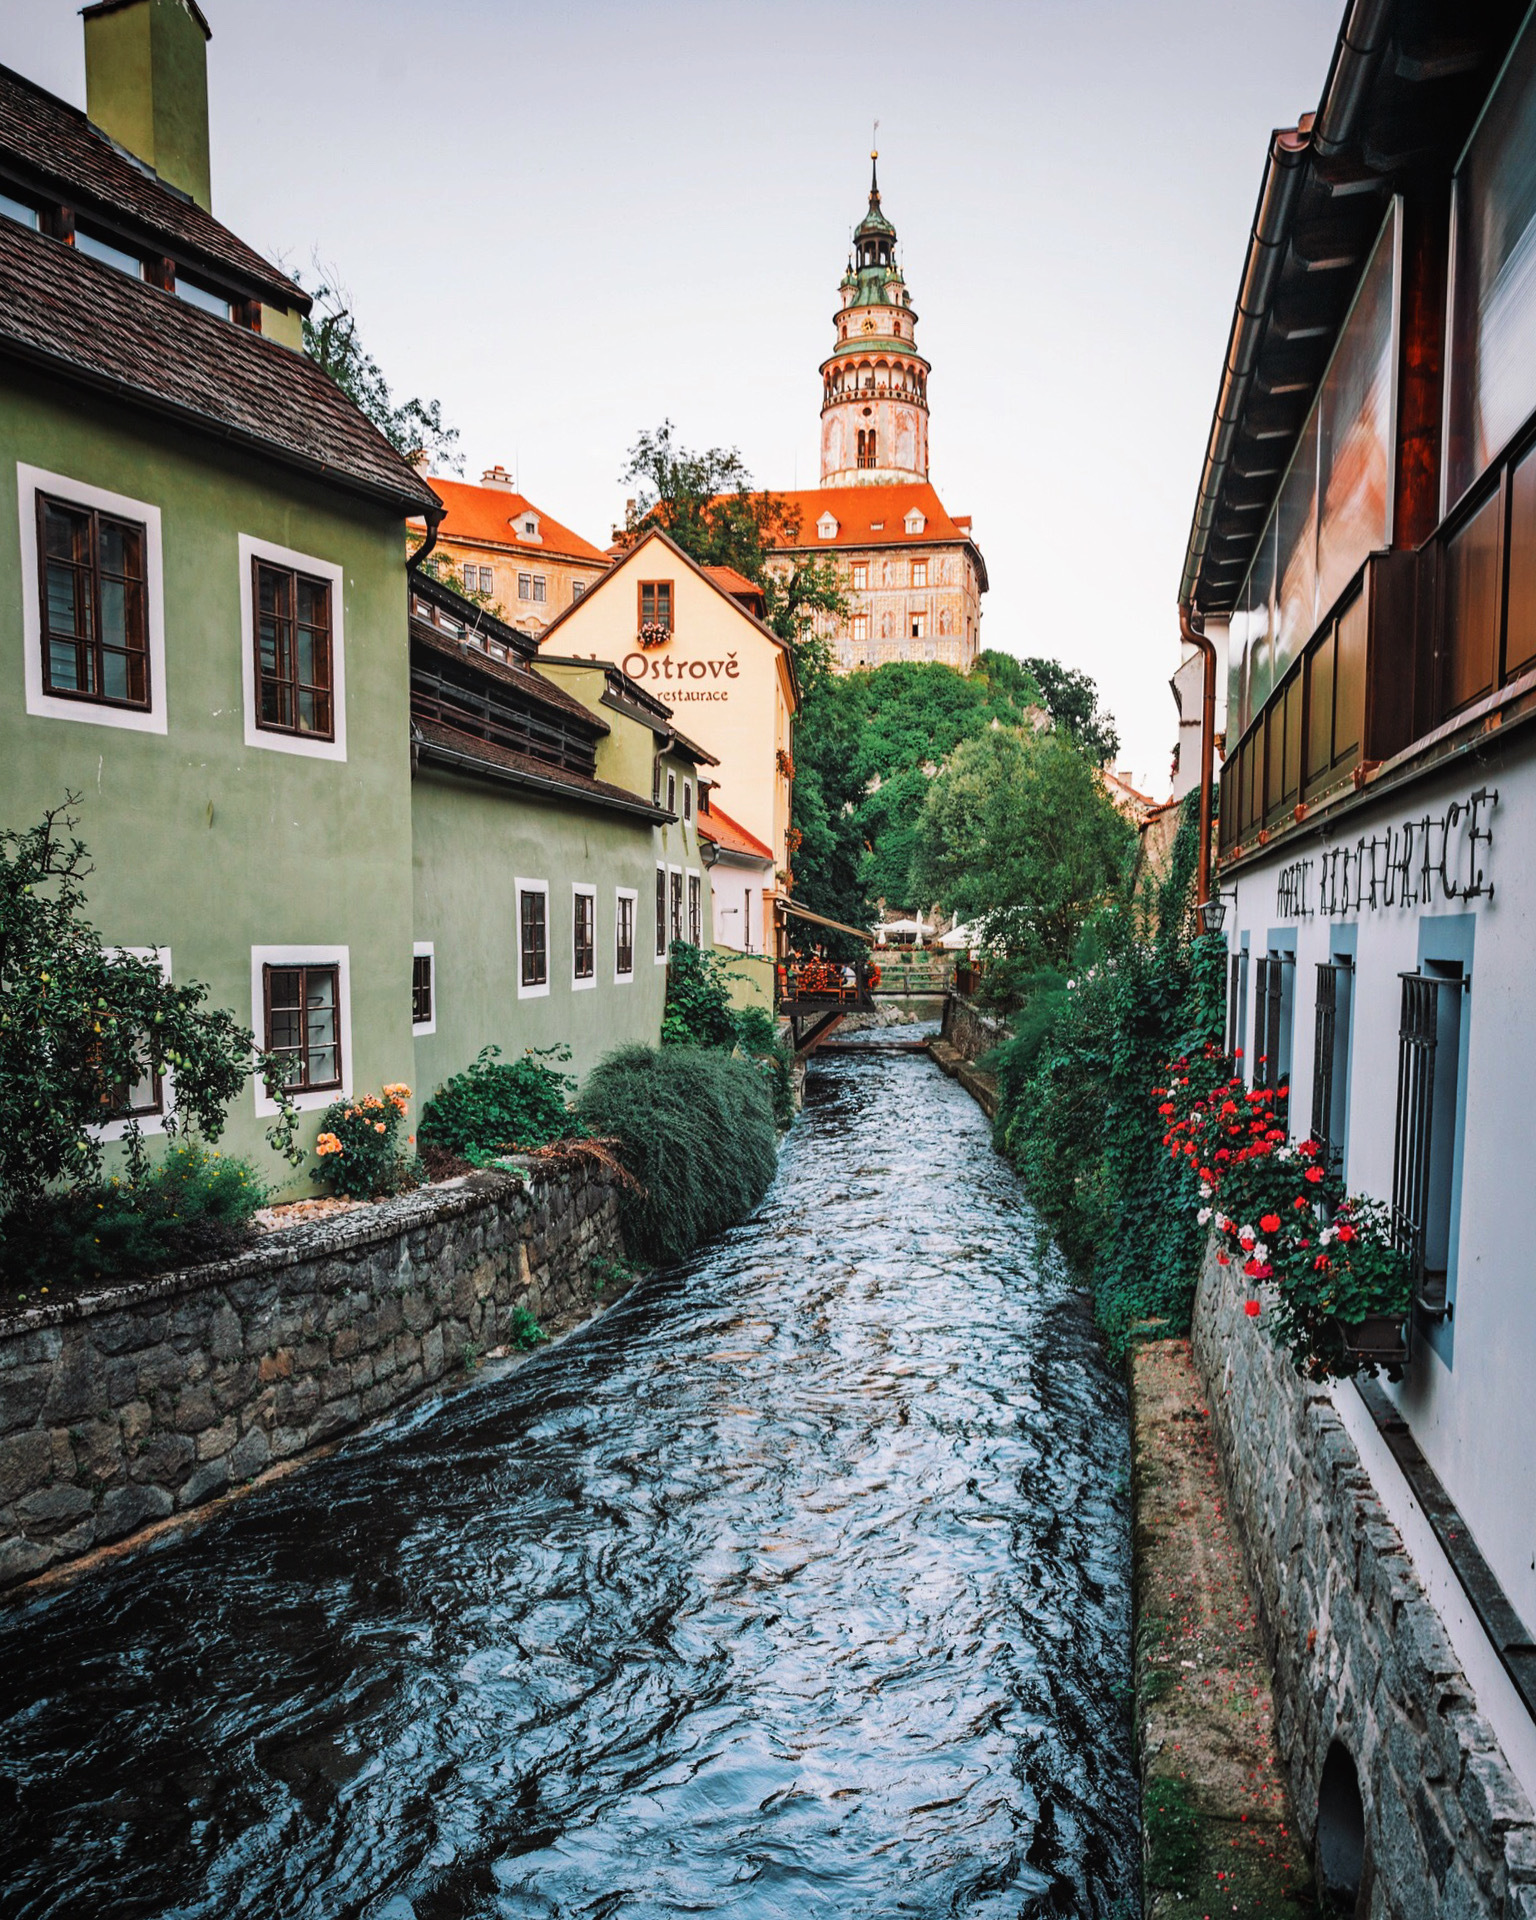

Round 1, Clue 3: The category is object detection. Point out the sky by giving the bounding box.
[10,0,1344,790]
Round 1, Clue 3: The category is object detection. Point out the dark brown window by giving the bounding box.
[1391,969,1464,1313]
[670,869,684,945]
[655,869,667,957]
[682,781,692,821]
[857,428,877,470]
[638,580,673,631]
[688,872,701,945]
[38,494,150,709]
[520,888,547,988]
[412,952,433,1026]
[263,963,341,1093]
[617,894,635,975]
[254,558,333,739]
[573,891,595,980]
[1311,956,1353,1171]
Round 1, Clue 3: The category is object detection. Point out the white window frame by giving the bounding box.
[687,868,704,946]
[250,944,352,1115]
[531,575,547,604]
[655,862,669,963]
[615,886,637,984]
[516,877,550,999]
[572,881,597,991]
[412,939,436,1036]
[95,945,174,1140]
[17,463,168,735]
[238,533,348,762]
[518,572,532,599]
[669,861,684,947]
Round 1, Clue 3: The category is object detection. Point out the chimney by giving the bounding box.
[83,0,213,211]
[481,465,516,490]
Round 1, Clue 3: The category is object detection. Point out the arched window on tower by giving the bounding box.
[857,429,877,470]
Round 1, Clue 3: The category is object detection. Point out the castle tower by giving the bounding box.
[819,154,931,487]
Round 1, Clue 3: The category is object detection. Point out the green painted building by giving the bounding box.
[0,0,709,1201]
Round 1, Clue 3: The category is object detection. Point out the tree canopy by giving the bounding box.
[993,652,1121,766]
[303,269,461,472]
[910,726,1134,969]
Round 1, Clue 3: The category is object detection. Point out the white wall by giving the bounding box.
[1224,748,1536,1636]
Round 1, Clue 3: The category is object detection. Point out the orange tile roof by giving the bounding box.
[765,482,975,550]
[413,477,609,565]
[698,799,774,863]
[702,564,764,600]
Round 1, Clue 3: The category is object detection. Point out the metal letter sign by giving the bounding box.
[1275,788,1498,918]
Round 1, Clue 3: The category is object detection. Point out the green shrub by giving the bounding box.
[577,1044,778,1263]
[419,1046,579,1156]
[6,1142,268,1291]
[508,1305,547,1351]
[731,1002,796,1128]
[314,1083,418,1198]
[661,941,739,1049]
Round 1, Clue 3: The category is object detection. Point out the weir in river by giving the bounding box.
[0,1039,1139,1918]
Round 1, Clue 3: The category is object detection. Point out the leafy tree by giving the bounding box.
[302,268,462,471]
[910,726,1133,970]
[1017,653,1121,766]
[0,800,300,1254]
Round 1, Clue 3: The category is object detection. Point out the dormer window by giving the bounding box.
[75,229,144,280]
[904,509,926,535]
[817,512,839,540]
[521,514,541,540]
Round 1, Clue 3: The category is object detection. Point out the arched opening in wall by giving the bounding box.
[1316,1742,1367,1913]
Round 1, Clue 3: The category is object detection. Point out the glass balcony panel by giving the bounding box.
[1443,488,1502,712]
[1306,625,1335,787]
[1317,214,1396,616]
[1504,443,1536,676]
[1283,672,1303,804]
[1275,406,1319,680]
[1333,591,1368,766]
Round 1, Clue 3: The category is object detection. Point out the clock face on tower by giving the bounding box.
[862,318,875,332]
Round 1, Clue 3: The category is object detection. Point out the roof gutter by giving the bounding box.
[1179,122,1310,611]
[407,498,446,573]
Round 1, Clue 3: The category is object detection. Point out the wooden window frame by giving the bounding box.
[572,885,596,988]
[517,882,549,996]
[262,961,342,1096]
[669,867,684,946]
[36,492,151,712]
[638,580,674,632]
[252,555,335,742]
[688,871,702,946]
[911,558,929,588]
[616,889,636,980]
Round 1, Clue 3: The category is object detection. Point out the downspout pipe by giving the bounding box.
[407,500,446,573]
[1180,604,1218,914]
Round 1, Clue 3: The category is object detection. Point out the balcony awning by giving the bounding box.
[772,895,874,947]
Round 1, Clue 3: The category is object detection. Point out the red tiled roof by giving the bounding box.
[702,564,763,600]
[0,218,438,512]
[766,482,975,550]
[0,63,302,308]
[418,477,608,565]
[698,800,773,863]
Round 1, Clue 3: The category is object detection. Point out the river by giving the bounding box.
[0,1040,1138,1919]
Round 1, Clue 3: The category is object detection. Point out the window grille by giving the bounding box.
[1253,950,1294,1116]
[1392,969,1464,1313]
[616,894,635,975]
[1312,956,1352,1169]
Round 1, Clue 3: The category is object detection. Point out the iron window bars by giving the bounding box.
[1392,969,1464,1315]
[519,889,547,989]
[655,871,667,957]
[1312,956,1353,1169]
[1253,951,1294,1106]
[38,494,150,709]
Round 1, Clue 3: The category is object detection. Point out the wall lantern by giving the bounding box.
[1198,891,1238,935]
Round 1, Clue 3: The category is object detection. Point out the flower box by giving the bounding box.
[1336,1313,1409,1366]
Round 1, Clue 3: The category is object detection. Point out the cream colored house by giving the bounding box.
[535,530,799,905]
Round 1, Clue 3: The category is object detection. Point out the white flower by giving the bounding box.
[1190,1111,1204,1124]
[1319,1226,1336,1246]
[1238,1224,1255,1244]
[1275,1145,1296,1163]
[1254,1241,1270,1263]
[1214,1212,1230,1233]
[1198,1182,1213,1199]
[1197,1207,1212,1225]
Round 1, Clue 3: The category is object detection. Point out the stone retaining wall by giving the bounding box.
[940,992,1010,1066]
[0,1159,625,1593]
[1192,1246,1536,1917]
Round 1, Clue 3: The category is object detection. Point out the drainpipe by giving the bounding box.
[1180,604,1218,913]
[407,502,446,574]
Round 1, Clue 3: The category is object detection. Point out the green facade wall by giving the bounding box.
[0,372,417,1198]
[410,747,713,1101]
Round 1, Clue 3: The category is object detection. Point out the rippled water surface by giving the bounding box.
[0,1044,1137,1919]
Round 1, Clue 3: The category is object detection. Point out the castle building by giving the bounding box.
[766,158,987,673]
[414,467,608,639]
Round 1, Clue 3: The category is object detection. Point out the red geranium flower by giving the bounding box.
[1244,1299,1261,1318]
[1336,1222,1357,1243]
[1259,1213,1281,1234]
[1304,1167,1324,1184]
[1158,1102,1175,1117]
[1217,1252,1231,1266]
[1293,1196,1308,1210]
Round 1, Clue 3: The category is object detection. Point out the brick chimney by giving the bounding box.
[83,0,213,211]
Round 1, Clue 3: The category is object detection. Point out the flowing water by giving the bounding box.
[0,1041,1138,1919]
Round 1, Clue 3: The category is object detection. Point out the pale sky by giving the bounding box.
[10,0,1344,789]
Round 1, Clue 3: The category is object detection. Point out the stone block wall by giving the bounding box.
[940,992,1010,1065]
[1192,1246,1536,1918]
[0,1159,625,1593]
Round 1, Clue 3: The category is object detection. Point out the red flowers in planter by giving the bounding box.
[1304,1166,1325,1184]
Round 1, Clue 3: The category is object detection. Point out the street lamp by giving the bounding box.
[1197,891,1237,935]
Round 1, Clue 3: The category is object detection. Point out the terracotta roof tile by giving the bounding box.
[698,800,774,862]
[0,218,437,512]
[702,564,763,599]
[0,63,301,307]
[418,476,608,565]
[767,482,974,549]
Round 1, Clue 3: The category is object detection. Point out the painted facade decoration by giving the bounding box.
[765,157,988,673]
